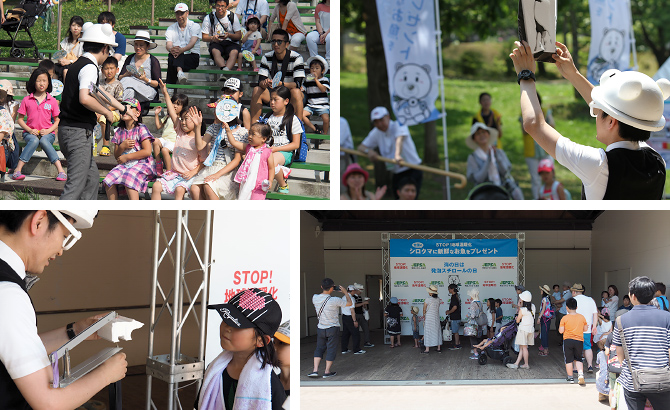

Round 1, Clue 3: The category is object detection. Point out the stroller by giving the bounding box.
[477,320,518,366]
[1,0,48,59]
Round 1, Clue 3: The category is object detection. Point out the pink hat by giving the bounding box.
[537,158,554,174]
[0,80,14,96]
[342,163,369,186]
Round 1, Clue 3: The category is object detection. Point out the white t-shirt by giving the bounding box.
[361,120,422,173]
[235,0,270,23]
[594,320,613,342]
[573,294,598,330]
[313,293,348,329]
[78,53,100,91]
[165,20,202,54]
[0,240,50,381]
[201,10,241,43]
[555,137,665,200]
[340,118,353,155]
[518,305,536,333]
[266,114,302,148]
[340,295,355,316]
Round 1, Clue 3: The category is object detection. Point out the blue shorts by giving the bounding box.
[304,106,330,117]
[583,333,592,350]
[451,320,461,334]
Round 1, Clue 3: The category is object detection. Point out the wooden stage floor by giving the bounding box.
[301,329,600,383]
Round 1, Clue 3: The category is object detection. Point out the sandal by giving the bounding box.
[55,172,67,181]
[99,146,112,156]
[11,172,25,180]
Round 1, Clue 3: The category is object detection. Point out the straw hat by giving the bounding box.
[411,306,419,314]
[539,285,552,296]
[571,283,585,293]
[129,30,157,50]
[426,284,439,294]
[466,122,499,150]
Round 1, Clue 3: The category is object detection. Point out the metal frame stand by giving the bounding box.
[381,232,525,343]
[145,211,212,410]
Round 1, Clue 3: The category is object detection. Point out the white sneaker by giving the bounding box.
[177,71,187,85]
[506,363,518,369]
[578,375,585,385]
[354,350,366,355]
[221,67,231,71]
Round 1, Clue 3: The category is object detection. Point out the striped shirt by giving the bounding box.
[612,304,670,392]
[313,293,349,329]
[305,76,330,111]
[258,50,305,84]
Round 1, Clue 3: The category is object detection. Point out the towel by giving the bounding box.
[474,147,501,186]
[198,350,272,410]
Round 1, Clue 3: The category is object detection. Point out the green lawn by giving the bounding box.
[343,71,670,200]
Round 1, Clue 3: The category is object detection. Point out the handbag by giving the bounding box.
[363,308,370,321]
[474,302,488,327]
[617,316,670,392]
[464,321,477,337]
[443,325,453,342]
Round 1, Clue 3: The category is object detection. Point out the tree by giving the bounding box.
[631,0,670,68]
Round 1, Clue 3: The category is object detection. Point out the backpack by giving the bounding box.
[658,296,669,312]
[208,11,236,37]
[542,297,555,319]
[260,113,309,164]
[474,301,488,326]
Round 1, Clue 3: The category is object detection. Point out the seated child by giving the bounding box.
[0,89,16,171]
[537,158,569,200]
[97,56,125,156]
[102,99,156,200]
[207,78,251,130]
[196,288,286,409]
[153,93,189,174]
[226,122,275,200]
[38,59,62,83]
[237,16,262,71]
[594,308,612,350]
[274,321,290,396]
[302,55,330,135]
[470,323,510,357]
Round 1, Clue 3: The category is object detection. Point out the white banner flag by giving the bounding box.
[390,239,519,335]
[587,0,634,84]
[376,0,440,126]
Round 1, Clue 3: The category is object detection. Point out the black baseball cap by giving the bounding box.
[321,278,335,289]
[208,288,282,337]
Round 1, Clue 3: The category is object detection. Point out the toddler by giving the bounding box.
[411,306,421,348]
[538,158,569,200]
[384,297,402,348]
[226,122,275,199]
[237,16,262,71]
[302,55,330,135]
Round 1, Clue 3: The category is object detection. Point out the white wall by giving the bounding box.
[300,212,325,338]
[592,211,670,298]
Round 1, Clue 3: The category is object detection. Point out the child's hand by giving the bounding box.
[28,128,39,136]
[221,121,231,130]
[155,106,162,116]
[190,107,202,127]
[121,139,135,150]
[158,78,168,94]
[117,155,129,164]
[181,168,198,180]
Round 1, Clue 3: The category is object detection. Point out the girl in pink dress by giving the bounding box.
[226,122,274,200]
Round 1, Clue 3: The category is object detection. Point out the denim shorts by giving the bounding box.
[304,106,330,117]
[451,320,461,334]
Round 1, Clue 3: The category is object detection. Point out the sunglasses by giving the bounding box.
[270,39,286,45]
[50,210,82,251]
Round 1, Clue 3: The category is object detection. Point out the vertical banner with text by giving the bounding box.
[376,0,440,126]
[205,211,290,367]
[587,0,634,84]
[390,239,519,335]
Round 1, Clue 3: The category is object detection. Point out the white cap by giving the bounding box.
[590,69,670,132]
[347,285,356,291]
[58,210,98,229]
[353,282,364,290]
[223,77,241,91]
[370,106,389,121]
[79,23,118,47]
[519,290,532,302]
[174,3,189,12]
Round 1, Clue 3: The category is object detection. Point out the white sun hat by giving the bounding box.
[590,69,670,132]
[306,55,328,75]
[466,122,499,150]
[80,23,118,47]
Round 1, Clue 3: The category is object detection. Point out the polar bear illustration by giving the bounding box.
[588,28,626,83]
[392,63,432,125]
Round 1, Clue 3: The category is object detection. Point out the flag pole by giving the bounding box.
[433,0,450,199]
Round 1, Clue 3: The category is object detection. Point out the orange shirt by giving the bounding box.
[280,8,299,35]
[560,313,587,341]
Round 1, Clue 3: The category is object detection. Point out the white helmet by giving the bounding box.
[79,23,118,47]
[57,210,97,229]
[590,69,670,131]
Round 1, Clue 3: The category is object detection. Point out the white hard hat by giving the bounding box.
[590,69,670,132]
[80,23,118,47]
[58,210,98,229]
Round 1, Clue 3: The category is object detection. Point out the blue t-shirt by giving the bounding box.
[495,307,503,323]
[657,295,669,311]
[112,32,127,57]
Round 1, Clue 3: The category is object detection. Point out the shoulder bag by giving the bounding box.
[617,316,670,393]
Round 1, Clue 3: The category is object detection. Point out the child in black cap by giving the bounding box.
[196,288,286,410]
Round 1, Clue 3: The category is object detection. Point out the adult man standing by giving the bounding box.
[358,107,424,199]
[166,3,201,85]
[309,278,352,378]
[571,283,598,372]
[352,283,374,348]
[0,211,127,409]
[59,23,131,200]
[201,0,242,72]
[251,29,305,123]
[613,276,670,410]
[340,285,365,355]
[554,281,572,345]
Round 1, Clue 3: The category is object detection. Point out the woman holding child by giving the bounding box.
[119,31,161,103]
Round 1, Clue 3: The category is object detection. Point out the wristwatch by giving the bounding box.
[66,322,76,340]
[517,69,536,85]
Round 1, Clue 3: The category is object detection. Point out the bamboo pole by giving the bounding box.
[57,0,62,45]
[151,0,155,26]
[340,147,467,189]
[108,0,111,12]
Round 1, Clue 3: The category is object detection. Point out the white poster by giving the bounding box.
[376,0,440,126]
[587,0,634,84]
[390,239,519,335]
[205,211,290,367]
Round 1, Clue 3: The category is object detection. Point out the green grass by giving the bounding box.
[11,187,41,200]
[0,0,213,57]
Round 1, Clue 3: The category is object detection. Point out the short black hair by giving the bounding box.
[623,294,630,301]
[102,56,118,68]
[97,11,116,26]
[0,211,60,233]
[566,298,577,310]
[479,92,491,103]
[629,276,656,305]
[600,111,651,142]
[38,59,55,72]
[82,42,108,54]
[553,284,559,289]
[396,177,417,191]
[495,298,502,305]
[27,68,52,95]
[656,282,666,295]
[272,28,290,42]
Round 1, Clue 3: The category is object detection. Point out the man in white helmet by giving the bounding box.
[59,23,136,200]
[0,211,127,409]
[510,40,670,200]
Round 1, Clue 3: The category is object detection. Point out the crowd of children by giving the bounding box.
[0,2,330,200]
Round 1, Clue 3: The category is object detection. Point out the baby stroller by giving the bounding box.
[477,320,518,366]
[1,0,47,59]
